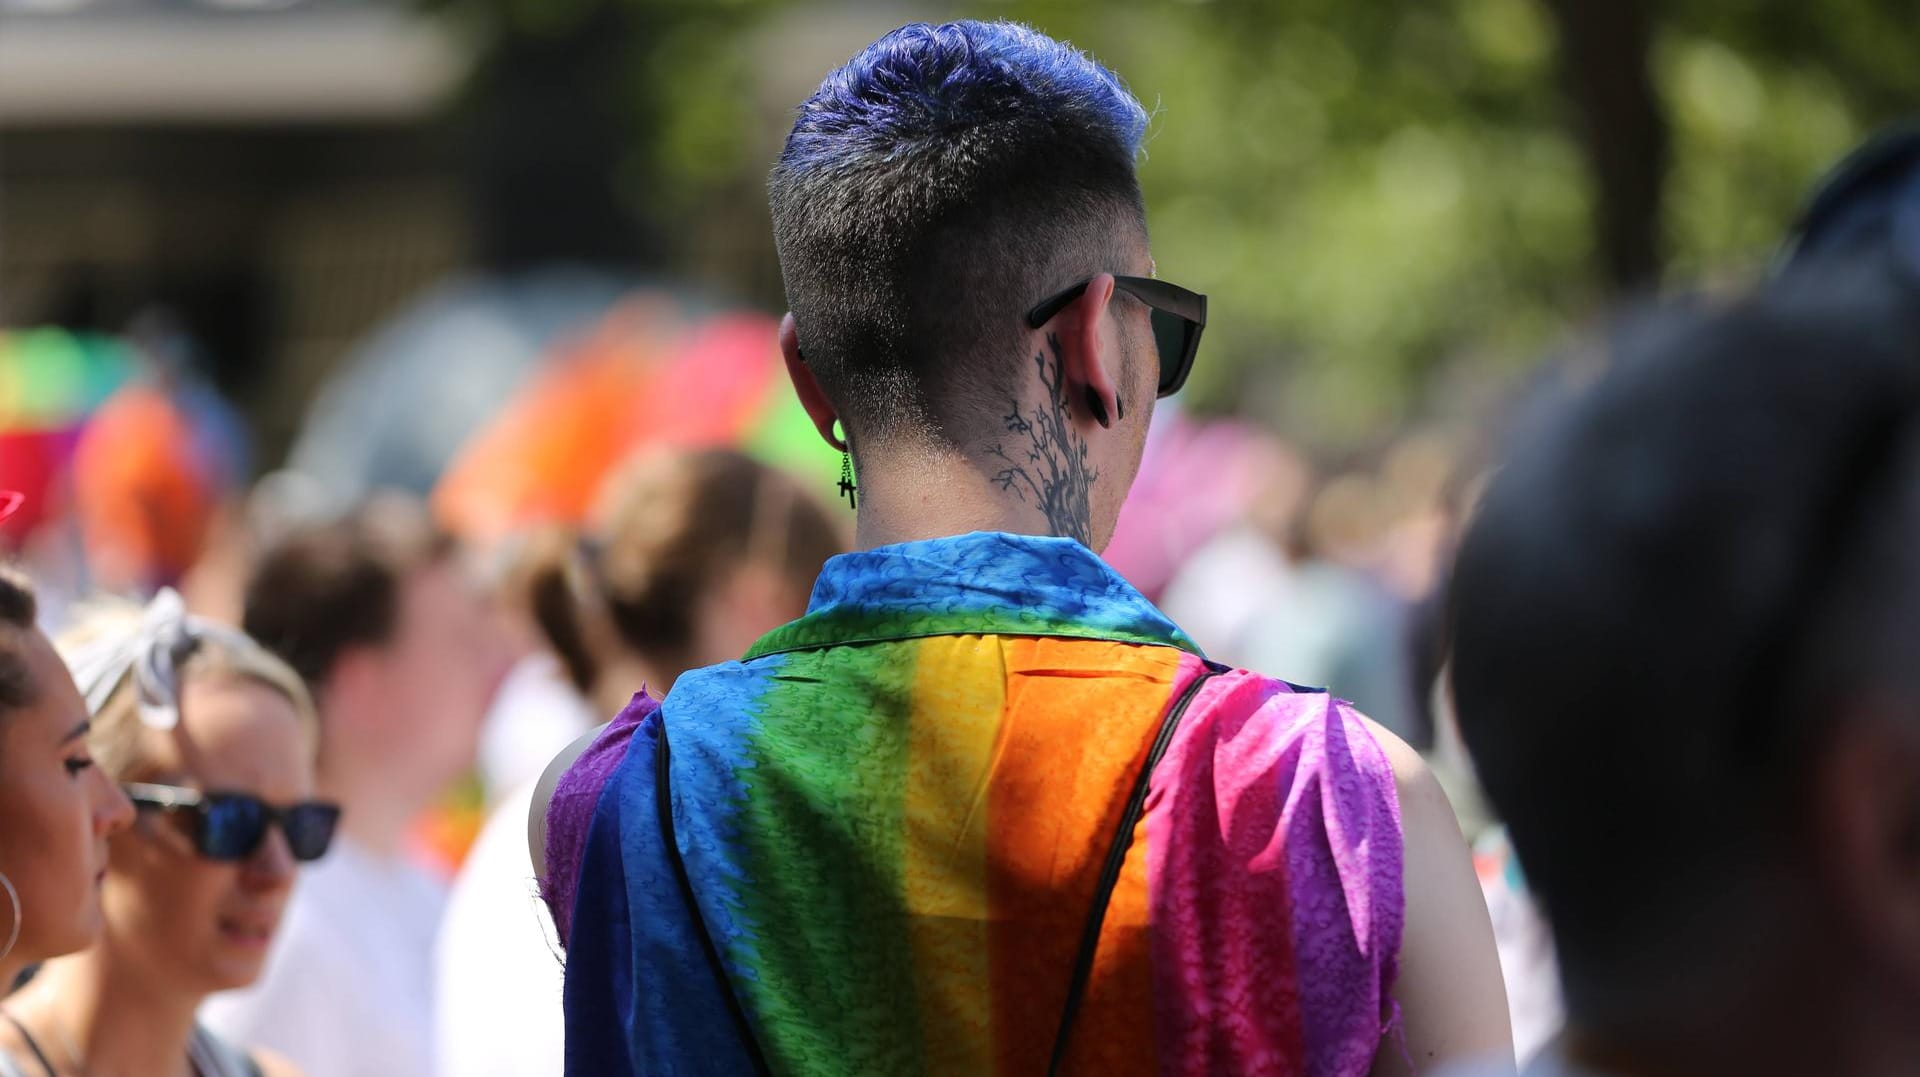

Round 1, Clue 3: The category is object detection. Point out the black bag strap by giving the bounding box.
[656,661,1225,1077]
[657,723,774,1076]
[1046,663,1225,1077]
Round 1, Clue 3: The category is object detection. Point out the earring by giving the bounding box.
[833,421,857,510]
[1083,387,1111,429]
[838,453,858,510]
[0,870,21,964]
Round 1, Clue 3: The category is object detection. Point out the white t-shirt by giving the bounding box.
[202,837,447,1077]
[476,655,597,807]
[433,783,565,1077]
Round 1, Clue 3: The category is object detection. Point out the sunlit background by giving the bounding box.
[6,0,1907,455]
[2,5,1909,1063]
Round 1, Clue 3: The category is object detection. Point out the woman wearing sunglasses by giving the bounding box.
[0,563,138,1075]
[0,591,333,1077]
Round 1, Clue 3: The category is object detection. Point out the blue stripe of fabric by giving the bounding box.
[563,709,762,1074]
[745,531,1201,660]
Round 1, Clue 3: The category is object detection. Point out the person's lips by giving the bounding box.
[216,914,279,950]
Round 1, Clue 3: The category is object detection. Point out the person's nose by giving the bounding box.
[91,768,134,836]
[238,825,299,892]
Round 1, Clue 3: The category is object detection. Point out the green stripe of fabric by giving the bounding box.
[733,638,929,1074]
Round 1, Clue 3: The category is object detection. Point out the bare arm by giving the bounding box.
[1364,717,1515,1077]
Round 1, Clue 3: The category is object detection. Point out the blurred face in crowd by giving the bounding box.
[0,628,134,966]
[342,561,506,797]
[103,674,312,993]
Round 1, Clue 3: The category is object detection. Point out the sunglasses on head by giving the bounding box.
[122,782,341,863]
[1026,275,1208,399]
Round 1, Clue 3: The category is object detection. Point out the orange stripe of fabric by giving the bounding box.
[1061,808,1158,1073]
[985,638,1185,1075]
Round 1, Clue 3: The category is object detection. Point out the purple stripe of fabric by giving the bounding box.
[543,691,659,946]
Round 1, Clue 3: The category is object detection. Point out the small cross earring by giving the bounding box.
[832,420,857,510]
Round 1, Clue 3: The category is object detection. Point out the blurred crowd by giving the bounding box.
[0,274,1508,1075]
[5,10,1920,1077]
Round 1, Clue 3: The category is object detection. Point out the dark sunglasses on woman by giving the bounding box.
[1025,274,1208,398]
[122,782,341,863]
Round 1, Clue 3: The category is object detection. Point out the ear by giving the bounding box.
[780,312,846,451]
[1811,706,1920,990]
[1052,273,1122,432]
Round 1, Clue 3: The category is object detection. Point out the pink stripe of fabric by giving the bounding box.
[1146,665,1404,1077]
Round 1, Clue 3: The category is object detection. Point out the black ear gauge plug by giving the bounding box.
[1084,387,1111,428]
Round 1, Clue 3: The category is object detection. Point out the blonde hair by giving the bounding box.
[58,601,318,781]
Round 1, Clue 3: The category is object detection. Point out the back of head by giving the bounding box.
[522,449,845,697]
[1449,264,1920,1022]
[242,495,453,698]
[769,21,1148,448]
[1780,123,1920,279]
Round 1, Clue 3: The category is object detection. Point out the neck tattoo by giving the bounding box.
[987,334,1099,546]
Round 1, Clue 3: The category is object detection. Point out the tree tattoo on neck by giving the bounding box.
[988,334,1099,545]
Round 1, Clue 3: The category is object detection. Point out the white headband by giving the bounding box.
[61,589,256,730]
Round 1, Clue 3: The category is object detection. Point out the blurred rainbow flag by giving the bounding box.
[433,295,840,543]
[0,329,136,543]
[1,329,240,590]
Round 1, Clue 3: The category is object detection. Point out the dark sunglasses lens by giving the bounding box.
[199,795,269,860]
[1150,309,1196,395]
[282,805,341,862]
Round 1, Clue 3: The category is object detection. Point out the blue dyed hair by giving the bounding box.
[770,21,1151,445]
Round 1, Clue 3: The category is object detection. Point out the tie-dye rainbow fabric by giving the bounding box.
[552,532,1403,1076]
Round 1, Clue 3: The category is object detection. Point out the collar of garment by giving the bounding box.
[744,530,1204,660]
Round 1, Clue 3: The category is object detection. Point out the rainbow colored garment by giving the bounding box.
[552,532,1403,1076]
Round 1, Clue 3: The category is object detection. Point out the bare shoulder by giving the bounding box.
[252,1045,306,1077]
[1356,714,1454,823]
[527,723,609,882]
[1354,716,1514,1075]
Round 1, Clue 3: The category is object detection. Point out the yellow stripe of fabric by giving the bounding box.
[902,634,1005,1075]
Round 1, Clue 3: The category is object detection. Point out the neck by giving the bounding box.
[851,439,1095,551]
[589,652,679,716]
[13,946,198,1077]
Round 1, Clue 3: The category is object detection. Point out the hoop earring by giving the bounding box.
[0,871,21,965]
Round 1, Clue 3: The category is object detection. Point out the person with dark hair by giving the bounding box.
[1777,121,1920,277]
[1448,265,1920,1077]
[538,21,1508,1076]
[201,497,508,1077]
[437,449,844,1077]
[0,565,137,1075]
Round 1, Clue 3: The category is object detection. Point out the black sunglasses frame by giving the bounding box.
[123,782,341,863]
[1026,275,1208,399]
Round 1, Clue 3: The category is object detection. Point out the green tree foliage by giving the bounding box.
[429,0,1912,446]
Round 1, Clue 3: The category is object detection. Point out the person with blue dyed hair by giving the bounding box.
[537,21,1510,1075]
